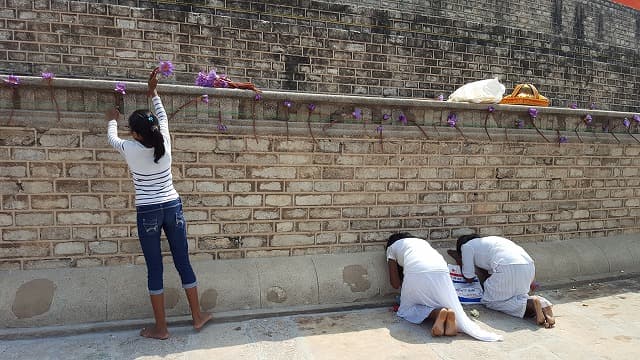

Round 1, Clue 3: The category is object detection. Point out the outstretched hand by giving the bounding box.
[148,67,159,97]
[105,107,120,121]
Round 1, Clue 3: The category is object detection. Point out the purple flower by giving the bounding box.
[584,114,593,124]
[515,119,524,129]
[307,103,316,112]
[4,75,20,86]
[200,94,209,104]
[589,102,597,110]
[487,105,495,113]
[376,125,384,133]
[382,113,391,121]
[114,82,126,95]
[158,59,174,77]
[41,72,54,80]
[254,93,262,101]
[217,123,228,132]
[398,113,407,125]
[602,123,609,133]
[447,112,457,127]
[559,136,568,143]
[352,108,362,120]
[633,114,640,123]
[528,108,538,118]
[284,100,292,108]
[195,71,209,87]
[623,118,631,128]
[206,69,218,83]
[570,103,578,109]
[437,94,444,101]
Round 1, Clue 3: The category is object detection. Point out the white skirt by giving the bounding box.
[398,271,503,342]
[482,263,537,318]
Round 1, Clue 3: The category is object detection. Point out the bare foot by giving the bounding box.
[140,326,169,340]
[431,309,447,337]
[532,296,545,326]
[194,312,213,332]
[444,309,458,336]
[542,306,555,328]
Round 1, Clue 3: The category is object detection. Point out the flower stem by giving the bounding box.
[48,81,61,123]
[285,108,289,140]
[531,119,550,142]
[169,97,198,121]
[307,112,317,144]
[252,102,258,143]
[484,114,492,141]
[409,120,429,139]
[573,120,583,143]
[454,125,466,140]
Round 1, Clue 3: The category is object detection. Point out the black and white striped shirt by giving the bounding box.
[107,96,179,206]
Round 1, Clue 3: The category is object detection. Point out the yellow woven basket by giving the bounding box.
[500,84,550,107]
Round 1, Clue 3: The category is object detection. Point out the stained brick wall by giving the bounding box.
[0,0,639,111]
[1,79,639,270]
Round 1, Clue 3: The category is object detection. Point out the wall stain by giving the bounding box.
[342,264,370,292]
[164,287,180,309]
[12,279,55,319]
[201,288,218,310]
[266,286,287,303]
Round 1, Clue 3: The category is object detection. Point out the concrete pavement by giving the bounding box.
[1,275,638,360]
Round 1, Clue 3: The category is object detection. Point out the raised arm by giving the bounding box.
[460,244,477,283]
[105,107,126,153]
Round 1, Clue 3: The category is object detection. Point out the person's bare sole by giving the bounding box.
[431,309,447,337]
[444,309,458,336]
[194,312,213,332]
[140,326,169,340]
[532,297,545,325]
[542,307,555,328]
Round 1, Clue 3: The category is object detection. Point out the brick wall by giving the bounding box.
[1,78,639,270]
[0,0,639,111]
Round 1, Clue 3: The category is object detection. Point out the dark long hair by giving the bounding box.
[456,233,480,255]
[128,110,165,163]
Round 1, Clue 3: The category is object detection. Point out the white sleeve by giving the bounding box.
[461,243,476,279]
[386,246,396,261]
[152,95,169,143]
[107,120,126,154]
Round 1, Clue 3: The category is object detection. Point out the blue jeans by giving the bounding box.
[136,198,197,295]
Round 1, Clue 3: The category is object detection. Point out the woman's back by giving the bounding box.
[387,237,448,274]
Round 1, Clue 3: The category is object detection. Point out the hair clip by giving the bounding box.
[148,115,154,122]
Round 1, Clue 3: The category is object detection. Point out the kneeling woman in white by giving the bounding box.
[386,233,502,342]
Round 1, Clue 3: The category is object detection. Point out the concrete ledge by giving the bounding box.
[0,234,638,333]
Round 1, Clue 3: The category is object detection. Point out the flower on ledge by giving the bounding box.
[41,72,61,122]
[528,107,538,118]
[3,75,20,86]
[447,112,457,127]
[437,94,444,101]
[217,123,228,133]
[515,119,524,129]
[569,103,578,109]
[114,82,126,95]
[558,135,568,143]
[352,108,362,120]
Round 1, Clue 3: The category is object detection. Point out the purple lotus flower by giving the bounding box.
[584,114,593,124]
[284,100,292,108]
[217,123,228,132]
[307,103,316,112]
[633,114,640,123]
[438,94,444,101]
[158,60,174,77]
[201,94,209,104]
[254,93,262,101]
[382,113,391,121]
[41,72,54,80]
[589,102,597,110]
[206,69,218,83]
[4,75,19,86]
[570,103,578,109]
[114,82,126,95]
[528,108,538,118]
[623,118,631,128]
[487,105,495,113]
[398,113,407,125]
[447,113,457,127]
[352,108,362,120]
[515,119,524,129]
[559,136,568,143]
[376,125,384,133]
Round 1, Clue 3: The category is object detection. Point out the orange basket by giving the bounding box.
[499,84,550,107]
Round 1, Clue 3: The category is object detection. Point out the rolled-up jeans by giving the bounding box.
[136,198,197,295]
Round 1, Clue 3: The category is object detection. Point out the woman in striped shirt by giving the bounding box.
[106,68,212,339]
